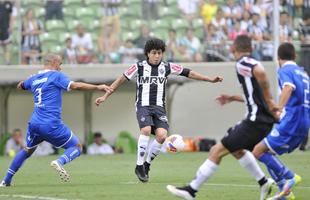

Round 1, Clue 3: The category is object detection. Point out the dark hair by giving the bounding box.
[94,132,102,138]
[144,38,166,58]
[169,28,176,33]
[303,11,310,20]
[280,11,288,16]
[277,42,295,60]
[234,35,252,53]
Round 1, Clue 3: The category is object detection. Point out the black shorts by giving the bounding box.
[0,29,10,42]
[221,119,273,152]
[136,105,169,133]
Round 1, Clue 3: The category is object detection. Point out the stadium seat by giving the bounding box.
[33,8,46,19]
[66,20,81,32]
[40,32,59,44]
[171,18,190,33]
[159,7,179,21]
[152,29,168,40]
[64,0,82,8]
[84,0,102,7]
[194,28,205,40]
[192,18,204,30]
[121,32,139,41]
[150,19,170,30]
[130,19,147,30]
[84,19,101,33]
[45,20,67,32]
[75,7,95,19]
[21,0,43,8]
[62,7,76,20]
[120,19,131,32]
[57,32,72,42]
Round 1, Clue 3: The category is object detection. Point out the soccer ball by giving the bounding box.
[166,134,186,153]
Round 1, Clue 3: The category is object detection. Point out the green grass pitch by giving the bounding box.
[0,151,310,200]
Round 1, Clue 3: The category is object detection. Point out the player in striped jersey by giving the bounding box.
[95,38,223,182]
[167,35,277,200]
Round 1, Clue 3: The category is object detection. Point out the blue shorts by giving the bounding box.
[26,122,80,149]
[264,128,307,155]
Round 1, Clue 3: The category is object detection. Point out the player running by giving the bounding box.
[166,35,277,200]
[252,43,310,200]
[0,54,113,186]
[95,38,223,183]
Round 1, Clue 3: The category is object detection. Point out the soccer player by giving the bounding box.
[0,53,113,186]
[95,38,223,182]
[166,35,277,200]
[252,43,310,200]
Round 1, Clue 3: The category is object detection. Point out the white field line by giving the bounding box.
[120,181,310,189]
[0,194,82,200]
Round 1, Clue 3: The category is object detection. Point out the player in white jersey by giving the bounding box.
[95,38,223,182]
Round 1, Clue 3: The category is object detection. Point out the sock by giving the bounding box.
[57,146,81,166]
[259,152,294,180]
[136,135,150,165]
[4,149,30,184]
[189,159,219,190]
[238,151,267,186]
[146,139,162,164]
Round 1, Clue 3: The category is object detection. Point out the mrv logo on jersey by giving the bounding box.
[139,76,167,84]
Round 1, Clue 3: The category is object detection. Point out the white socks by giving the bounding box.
[136,135,150,165]
[190,159,219,190]
[238,151,265,181]
[146,139,162,163]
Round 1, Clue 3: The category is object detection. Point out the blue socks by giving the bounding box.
[4,149,30,184]
[259,152,294,182]
[57,146,81,166]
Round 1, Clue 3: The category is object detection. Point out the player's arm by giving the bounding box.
[95,75,127,106]
[70,82,113,94]
[253,65,279,119]
[188,70,223,83]
[278,85,294,111]
[17,81,25,90]
[216,94,244,105]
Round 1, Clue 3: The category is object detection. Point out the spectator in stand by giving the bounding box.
[143,0,159,20]
[251,0,268,29]
[179,28,202,62]
[63,37,77,64]
[177,0,200,23]
[299,12,310,75]
[200,0,218,26]
[205,23,228,61]
[0,0,15,65]
[101,0,122,34]
[21,9,43,65]
[165,28,187,62]
[279,11,293,43]
[228,21,247,41]
[5,129,23,157]
[98,23,120,64]
[211,9,227,34]
[238,0,254,12]
[118,39,143,64]
[247,13,265,60]
[286,0,295,25]
[71,24,93,64]
[45,0,64,21]
[87,132,114,155]
[303,0,310,18]
[221,0,242,27]
[240,10,251,32]
[134,24,151,60]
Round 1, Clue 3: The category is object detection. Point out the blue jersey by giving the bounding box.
[22,70,72,125]
[277,61,310,136]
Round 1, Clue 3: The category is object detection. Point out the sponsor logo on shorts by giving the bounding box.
[159,116,168,122]
[141,117,145,122]
[270,129,280,137]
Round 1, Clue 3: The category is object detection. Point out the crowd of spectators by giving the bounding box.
[0,0,309,72]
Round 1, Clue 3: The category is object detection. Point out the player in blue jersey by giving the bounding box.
[0,54,113,186]
[252,43,310,200]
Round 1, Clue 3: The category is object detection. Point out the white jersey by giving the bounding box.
[124,60,185,107]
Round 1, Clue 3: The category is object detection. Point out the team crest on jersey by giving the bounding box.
[159,68,165,75]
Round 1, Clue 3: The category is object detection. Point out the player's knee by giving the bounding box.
[232,150,245,159]
[140,126,151,135]
[252,146,261,159]
[156,133,167,144]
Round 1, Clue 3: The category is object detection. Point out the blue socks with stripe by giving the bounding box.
[3,149,30,184]
[57,146,81,166]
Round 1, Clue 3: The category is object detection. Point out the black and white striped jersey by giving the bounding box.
[235,56,275,124]
[124,60,184,107]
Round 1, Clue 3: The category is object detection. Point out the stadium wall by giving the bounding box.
[0,62,278,143]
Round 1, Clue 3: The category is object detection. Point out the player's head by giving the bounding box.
[44,53,63,71]
[144,38,166,65]
[277,42,296,66]
[231,35,252,58]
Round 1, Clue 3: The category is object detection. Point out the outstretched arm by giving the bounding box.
[216,94,244,106]
[95,75,127,106]
[253,65,279,119]
[70,82,113,93]
[188,70,223,83]
[17,81,25,90]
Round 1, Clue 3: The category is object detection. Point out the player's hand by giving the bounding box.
[97,84,114,94]
[215,94,232,106]
[95,96,107,106]
[210,76,223,83]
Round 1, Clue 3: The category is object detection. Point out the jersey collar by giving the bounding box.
[38,69,56,74]
[281,61,297,67]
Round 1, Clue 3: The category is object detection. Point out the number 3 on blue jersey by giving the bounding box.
[35,88,43,106]
[303,79,310,107]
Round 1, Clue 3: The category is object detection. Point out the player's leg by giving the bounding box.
[144,127,167,178]
[167,142,230,199]
[1,123,42,186]
[135,106,153,182]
